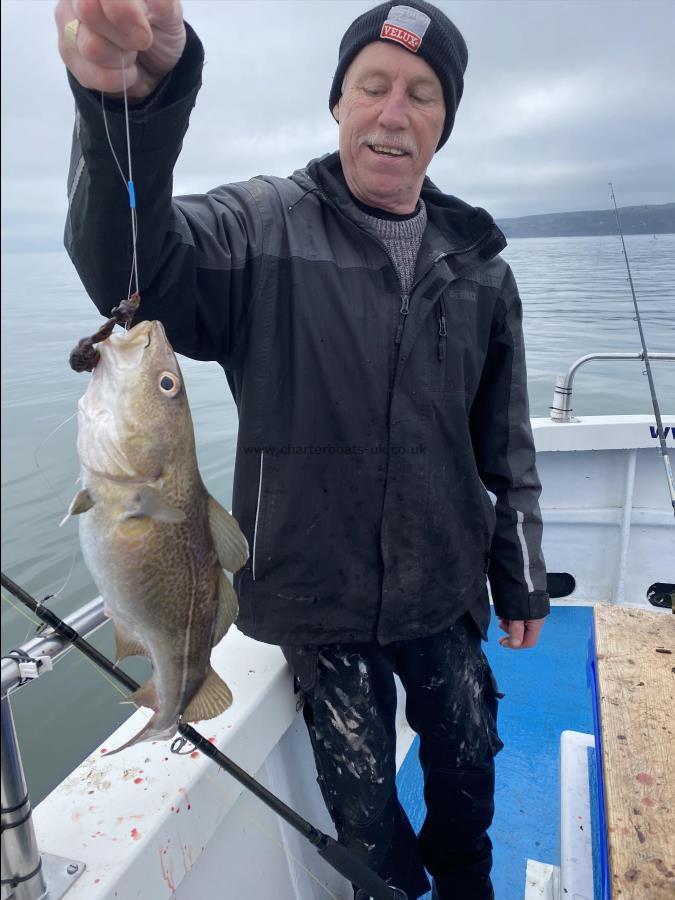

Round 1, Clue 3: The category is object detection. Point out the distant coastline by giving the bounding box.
[497,202,675,239]
[3,202,675,253]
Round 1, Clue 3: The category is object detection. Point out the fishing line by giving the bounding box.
[609,183,675,515]
[100,51,139,306]
[29,409,82,603]
[34,55,144,610]
[200,768,343,900]
[0,591,128,699]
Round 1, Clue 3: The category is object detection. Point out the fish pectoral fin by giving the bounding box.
[122,678,158,711]
[124,486,186,524]
[208,496,248,572]
[182,666,233,722]
[213,570,239,647]
[112,619,148,662]
[59,488,95,526]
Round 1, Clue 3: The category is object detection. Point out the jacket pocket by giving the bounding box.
[480,654,505,758]
[281,645,319,694]
[252,451,265,580]
[479,485,497,545]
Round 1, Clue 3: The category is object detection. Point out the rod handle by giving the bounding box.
[317,834,407,899]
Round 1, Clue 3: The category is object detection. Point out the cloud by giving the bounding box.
[2,0,674,249]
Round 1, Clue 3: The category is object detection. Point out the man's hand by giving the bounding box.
[55,0,186,98]
[498,617,545,650]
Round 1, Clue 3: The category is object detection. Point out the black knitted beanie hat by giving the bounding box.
[329,1,468,150]
[328,0,469,150]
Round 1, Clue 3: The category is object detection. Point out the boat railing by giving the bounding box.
[550,351,675,423]
[1,596,107,899]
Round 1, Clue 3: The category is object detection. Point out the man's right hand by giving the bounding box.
[55,0,186,99]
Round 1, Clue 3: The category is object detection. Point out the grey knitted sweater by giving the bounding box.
[360,202,428,298]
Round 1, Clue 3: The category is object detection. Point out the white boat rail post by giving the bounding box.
[613,449,638,605]
[0,595,109,900]
[550,352,675,423]
[1,693,47,900]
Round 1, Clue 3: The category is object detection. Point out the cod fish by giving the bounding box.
[63,320,248,753]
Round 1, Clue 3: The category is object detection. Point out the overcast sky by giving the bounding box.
[2,0,674,250]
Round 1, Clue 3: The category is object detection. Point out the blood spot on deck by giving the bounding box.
[651,858,674,878]
[636,773,654,785]
[133,777,144,784]
[159,846,176,892]
[130,828,141,841]
[190,751,199,759]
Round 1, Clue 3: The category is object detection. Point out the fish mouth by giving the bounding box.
[99,321,154,369]
[125,321,154,342]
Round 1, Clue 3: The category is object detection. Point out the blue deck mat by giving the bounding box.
[396,605,595,900]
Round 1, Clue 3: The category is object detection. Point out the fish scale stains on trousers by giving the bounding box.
[282,612,503,900]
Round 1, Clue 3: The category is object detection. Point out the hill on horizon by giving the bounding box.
[496,202,675,238]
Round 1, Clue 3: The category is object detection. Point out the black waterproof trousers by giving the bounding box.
[283,613,504,900]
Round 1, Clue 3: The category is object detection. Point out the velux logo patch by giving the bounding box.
[380,5,431,53]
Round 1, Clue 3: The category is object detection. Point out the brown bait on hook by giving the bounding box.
[69,292,141,373]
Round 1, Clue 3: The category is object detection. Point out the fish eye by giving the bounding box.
[158,371,181,397]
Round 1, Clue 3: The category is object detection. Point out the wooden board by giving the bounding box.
[593,604,675,898]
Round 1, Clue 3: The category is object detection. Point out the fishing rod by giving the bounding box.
[0,572,406,900]
[608,183,675,517]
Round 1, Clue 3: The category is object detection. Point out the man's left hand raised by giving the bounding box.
[498,617,545,650]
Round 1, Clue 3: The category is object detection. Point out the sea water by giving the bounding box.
[1,233,674,804]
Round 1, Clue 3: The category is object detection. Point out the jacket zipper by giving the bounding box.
[394,293,410,345]
[313,192,480,375]
[252,451,264,580]
[437,296,447,361]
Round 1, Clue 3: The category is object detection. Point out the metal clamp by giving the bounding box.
[1,649,53,687]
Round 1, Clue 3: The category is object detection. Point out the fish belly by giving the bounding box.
[79,490,220,730]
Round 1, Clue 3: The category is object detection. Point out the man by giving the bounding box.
[56,1,549,897]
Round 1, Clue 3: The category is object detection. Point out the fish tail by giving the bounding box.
[103,716,178,756]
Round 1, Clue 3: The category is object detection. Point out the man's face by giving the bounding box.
[333,41,445,215]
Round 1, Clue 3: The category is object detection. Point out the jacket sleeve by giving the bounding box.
[469,266,550,621]
[64,24,264,369]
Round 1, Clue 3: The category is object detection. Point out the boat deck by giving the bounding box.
[592,604,674,899]
[397,605,596,900]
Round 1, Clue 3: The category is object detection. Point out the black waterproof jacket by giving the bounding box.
[65,28,549,645]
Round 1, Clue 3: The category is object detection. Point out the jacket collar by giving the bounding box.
[294,151,506,269]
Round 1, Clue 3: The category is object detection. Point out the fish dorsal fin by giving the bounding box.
[124,486,186,524]
[182,666,233,722]
[122,677,158,711]
[59,488,95,526]
[213,570,239,647]
[208,496,248,572]
[112,619,148,662]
